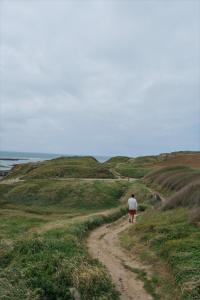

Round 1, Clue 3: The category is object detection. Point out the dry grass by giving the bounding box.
[163,180,200,210]
[154,153,200,168]
[189,207,200,225]
[145,166,200,192]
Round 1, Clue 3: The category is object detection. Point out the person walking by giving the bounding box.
[128,194,138,223]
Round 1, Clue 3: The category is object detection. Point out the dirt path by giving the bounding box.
[87,216,153,300]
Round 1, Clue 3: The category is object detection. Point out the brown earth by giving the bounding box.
[87,215,153,300]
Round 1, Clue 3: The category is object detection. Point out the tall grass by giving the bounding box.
[145,166,200,193]
[163,180,200,210]
[145,166,200,210]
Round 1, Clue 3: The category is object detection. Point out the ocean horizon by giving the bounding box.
[0,150,110,171]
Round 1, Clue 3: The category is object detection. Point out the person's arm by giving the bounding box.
[135,199,138,211]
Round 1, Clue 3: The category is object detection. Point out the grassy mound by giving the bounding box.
[116,165,152,178]
[6,156,114,179]
[145,166,200,192]
[104,156,130,165]
[109,151,200,179]
[144,166,200,209]
[133,151,200,168]
[0,180,130,213]
[163,180,200,210]
[0,170,131,299]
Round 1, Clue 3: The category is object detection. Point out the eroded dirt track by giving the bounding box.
[87,216,153,300]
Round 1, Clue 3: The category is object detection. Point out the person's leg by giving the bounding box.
[133,210,136,223]
[128,212,131,223]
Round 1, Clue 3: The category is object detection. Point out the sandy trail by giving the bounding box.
[87,215,153,300]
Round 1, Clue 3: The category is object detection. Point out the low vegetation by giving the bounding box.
[0,154,131,300]
[121,180,160,210]
[0,208,127,300]
[120,209,200,300]
[109,151,200,179]
[120,154,200,300]
[116,165,152,178]
[145,166,200,193]
[163,180,200,210]
[1,151,199,299]
[0,180,129,213]
[145,166,200,210]
[6,156,114,179]
[104,156,130,166]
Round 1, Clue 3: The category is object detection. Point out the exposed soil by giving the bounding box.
[87,215,153,300]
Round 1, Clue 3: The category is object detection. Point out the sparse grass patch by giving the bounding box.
[122,263,161,300]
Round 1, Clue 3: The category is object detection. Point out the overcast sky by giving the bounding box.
[0,0,199,157]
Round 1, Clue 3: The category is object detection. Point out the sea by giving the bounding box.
[0,151,110,171]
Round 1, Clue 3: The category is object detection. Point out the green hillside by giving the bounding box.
[120,159,200,300]
[0,155,132,299]
[110,151,200,179]
[0,180,129,213]
[104,156,130,165]
[1,152,200,299]
[145,166,200,208]
[6,156,114,179]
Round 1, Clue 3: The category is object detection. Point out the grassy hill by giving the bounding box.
[6,156,114,179]
[120,153,200,300]
[1,152,200,299]
[0,154,132,299]
[110,151,200,179]
[144,166,200,209]
[104,156,130,165]
[0,179,129,213]
[0,180,130,299]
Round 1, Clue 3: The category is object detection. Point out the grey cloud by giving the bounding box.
[0,0,199,156]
